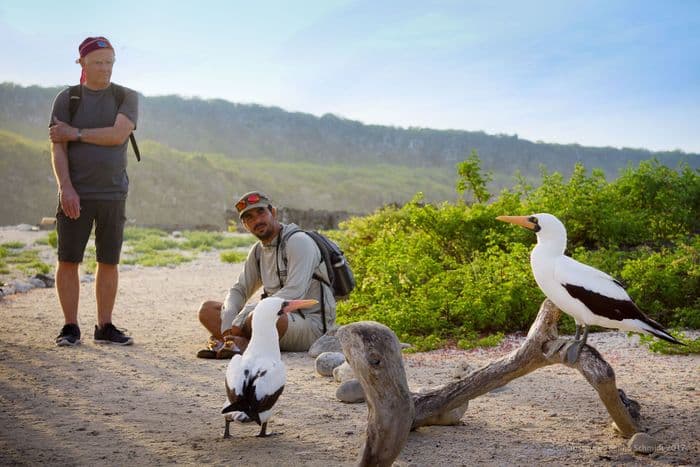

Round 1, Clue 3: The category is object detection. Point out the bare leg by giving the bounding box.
[96,262,118,326]
[198,300,224,339]
[56,261,80,324]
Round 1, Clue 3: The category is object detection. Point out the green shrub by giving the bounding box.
[1,241,24,249]
[639,331,700,355]
[34,231,58,248]
[122,251,192,267]
[337,156,699,350]
[181,231,255,251]
[458,331,505,350]
[220,250,248,263]
[123,226,169,241]
[621,237,700,328]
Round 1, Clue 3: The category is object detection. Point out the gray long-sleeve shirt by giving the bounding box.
[220,223,336,333]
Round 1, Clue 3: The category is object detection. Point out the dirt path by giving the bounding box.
[0,228,698,466]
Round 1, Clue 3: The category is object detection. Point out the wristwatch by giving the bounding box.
[76,129,82,142]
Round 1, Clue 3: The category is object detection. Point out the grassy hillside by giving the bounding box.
[0,130,458,227]
[2,82,697,179]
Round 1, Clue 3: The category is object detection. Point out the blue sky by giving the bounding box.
[1,0,699,153]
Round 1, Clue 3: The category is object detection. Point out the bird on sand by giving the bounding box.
[497,213,683,364]
[222,296,318,438]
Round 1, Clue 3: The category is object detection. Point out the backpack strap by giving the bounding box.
[68,85,82,122]
[112,84,141,162]
[278,227,329,334]
[67,84,141,162]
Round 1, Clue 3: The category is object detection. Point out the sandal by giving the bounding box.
[196,336,224,359]
[216,339,242,359]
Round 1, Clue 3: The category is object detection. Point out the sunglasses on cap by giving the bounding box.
[235,192,268,213]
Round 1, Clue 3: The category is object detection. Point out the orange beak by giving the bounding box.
[496,215,538,231]
[281,299,319,314]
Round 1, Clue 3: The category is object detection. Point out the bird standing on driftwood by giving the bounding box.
[222,297,318,437]
[497,213,683,364]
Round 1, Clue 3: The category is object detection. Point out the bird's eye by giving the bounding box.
[528,216,538,224]
[279,301,290,314]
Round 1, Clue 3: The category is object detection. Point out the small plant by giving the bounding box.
[458,332,505,350]
[181,231,255,251]
[220,250,248,263]
[34,231,58,248]
[82,246,97,275]
[639,332,700,355]
[3,249,50,275]
[1,241,25,249]
[122,251,192,267]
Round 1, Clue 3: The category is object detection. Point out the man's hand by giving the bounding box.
[49,117,79,143]
[59,185,81,219]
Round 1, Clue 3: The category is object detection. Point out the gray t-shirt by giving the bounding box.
[221,223,337,333]
[49,84,139,200]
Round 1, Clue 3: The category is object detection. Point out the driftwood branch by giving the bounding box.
[338,299,641,467]
[337,321,414,467]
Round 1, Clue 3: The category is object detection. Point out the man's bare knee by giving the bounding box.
[198,301,221,323]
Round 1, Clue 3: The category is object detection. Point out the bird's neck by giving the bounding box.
[535,236,566,256]
[248,324,281,358]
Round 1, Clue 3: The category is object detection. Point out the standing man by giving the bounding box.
[49,36,138,346]
[196,191,336,358]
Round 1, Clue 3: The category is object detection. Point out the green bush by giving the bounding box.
[122,251,192,267]
[220,250,248,263]
[621,237,700,328]
[336,156,700,350]
[181,231,255,251]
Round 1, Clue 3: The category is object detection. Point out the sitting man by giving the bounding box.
[197,191,336,358]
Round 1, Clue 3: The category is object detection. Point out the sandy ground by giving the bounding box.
[0,227,698,466]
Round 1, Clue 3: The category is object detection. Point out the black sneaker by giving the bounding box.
[94,323,134,346]
[56,323,81,346]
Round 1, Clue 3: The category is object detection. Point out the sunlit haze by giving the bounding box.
[1,0,698,153]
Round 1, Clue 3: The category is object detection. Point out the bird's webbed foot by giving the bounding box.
[565,326,589,364]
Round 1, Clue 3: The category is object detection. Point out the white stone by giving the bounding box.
[315,352,346,377]
[332,361,356,383]
[336,379,365,403]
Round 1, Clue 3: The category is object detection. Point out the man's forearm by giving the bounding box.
[51,143,72,190]
[79,126,131,146]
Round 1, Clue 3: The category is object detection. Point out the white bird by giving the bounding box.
[221,296,318,438]
[497,213,683,363]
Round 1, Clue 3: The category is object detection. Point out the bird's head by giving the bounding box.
[496,213,567,250]
[252,297,319,324]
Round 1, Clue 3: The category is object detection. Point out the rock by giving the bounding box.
[450,362,474,380]
[171,231,183,238]
[315,352,346,377]
[308,330,342,357]
[332,361,355,383]
[420,402,468,426]
[628,432,658,454]
[39,217,56,230]
[33,273,55,288]
[80,275,95,284]
[28,278,47,289]
[336,379,365,403]
[16,224,36,232]
[10,280,34,293]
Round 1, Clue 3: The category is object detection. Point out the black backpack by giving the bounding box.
[68,84,141,161]
[256,227,356,333]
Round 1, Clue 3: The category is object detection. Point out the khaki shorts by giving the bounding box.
[279,310,324,352]
[238,304,323,352]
